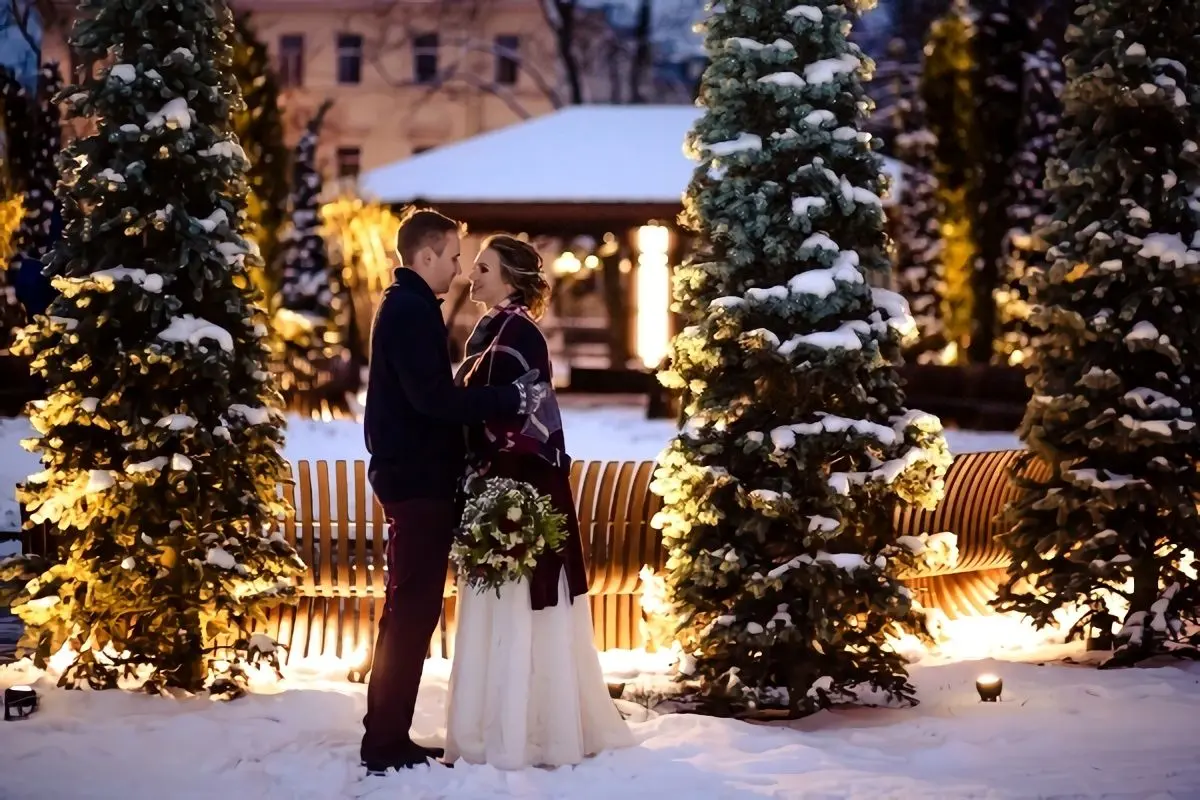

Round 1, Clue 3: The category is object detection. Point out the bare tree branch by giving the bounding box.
[6,0,42,63]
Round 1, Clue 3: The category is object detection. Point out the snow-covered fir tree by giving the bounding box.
[652,0,952,716]
[231,11,288,301]
[2,0,304,695]
[993,33,1064,366]
[7,64,65,311]
[272,101,348,406]
[994,0,1200,665]
[892,92,945,360]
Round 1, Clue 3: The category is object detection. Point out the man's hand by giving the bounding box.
[513,369,552,415]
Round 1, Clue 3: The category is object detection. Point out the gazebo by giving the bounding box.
[359,105,904,381]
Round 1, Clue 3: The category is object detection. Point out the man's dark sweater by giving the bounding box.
[365,268,521,503]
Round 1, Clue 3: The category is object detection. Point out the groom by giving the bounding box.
[360,207,547,773]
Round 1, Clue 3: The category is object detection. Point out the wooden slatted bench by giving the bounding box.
[256,449,1044,665]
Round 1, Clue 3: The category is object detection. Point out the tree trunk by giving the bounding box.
[545,0,584,105]
[629,0,652,104]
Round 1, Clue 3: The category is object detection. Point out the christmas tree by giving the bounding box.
[652,0,951,716]
[994,33,1063,366]
[994,0,1200,666]
[892,90,945,361]
[8,63,65,321]
[969,0,1028,363]
[272,101,349,409]
[2,0,304,695]
[921,0,978,361]
[231,11,288,302]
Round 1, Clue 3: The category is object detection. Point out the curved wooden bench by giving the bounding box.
[254,449,1041,665]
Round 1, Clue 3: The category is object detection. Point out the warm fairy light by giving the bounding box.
[552,251,582,276]
[635,224,671,370]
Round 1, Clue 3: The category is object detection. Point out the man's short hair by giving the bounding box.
[395,207,465,265]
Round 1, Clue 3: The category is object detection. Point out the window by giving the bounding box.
[336,147,362,179]
[413,33,439,84]
[494,35,520,86]
[278,34,305,88]
[337,33,363,85]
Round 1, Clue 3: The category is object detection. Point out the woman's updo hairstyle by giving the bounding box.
[481,234,551,320]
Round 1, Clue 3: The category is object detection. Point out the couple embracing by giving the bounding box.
[360,208,634,774]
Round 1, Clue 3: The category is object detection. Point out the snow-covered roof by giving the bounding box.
[359,105,903,206]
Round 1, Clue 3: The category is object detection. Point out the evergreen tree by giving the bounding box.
[994,0,1200,666]
[272,100,348,408]
[921,0,979,361]
[8,63,65,318]
[652,0,951,716]
[994,34,1063,366]
[2,0,304,695]
[969,0,1028,362]
[231,11,288,303]
[892,90,945,360]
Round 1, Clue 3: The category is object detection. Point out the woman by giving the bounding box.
[444,235,634,769]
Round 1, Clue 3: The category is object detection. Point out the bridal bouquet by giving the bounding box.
[453,477,568,595]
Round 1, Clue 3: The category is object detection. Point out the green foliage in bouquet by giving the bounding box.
[453,477,567,597]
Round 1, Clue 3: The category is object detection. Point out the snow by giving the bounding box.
[157,314,235,353]
[144,97,192,131]
[359,106,904,206]
[95,168,124,184]
[1139,232,1199,266]
[704,132,762,156]
[804,54,861,85]
[156,414,198,430]
[107,63,136,84]
[759,71,806,87]
[205,546,237,570]
[2,627,1199,798]
[83,267,165,294]
[785,4,822,22]
[1125,320,1162,343]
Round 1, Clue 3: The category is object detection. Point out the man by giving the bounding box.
[360,208,547,773]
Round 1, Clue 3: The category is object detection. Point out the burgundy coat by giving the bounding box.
[454,302,589,610]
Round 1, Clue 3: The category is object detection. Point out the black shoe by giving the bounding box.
[361,743,446,774]
[416,744,445,760]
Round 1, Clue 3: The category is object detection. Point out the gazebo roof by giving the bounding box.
[358,104,903,233]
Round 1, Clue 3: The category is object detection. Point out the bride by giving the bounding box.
[445,234,634,769]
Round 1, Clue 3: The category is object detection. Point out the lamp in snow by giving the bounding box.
[634,224,671,370]
[4,685,38,720]
[975,673,1003,702]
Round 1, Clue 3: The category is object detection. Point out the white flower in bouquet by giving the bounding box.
[452,476,569,596]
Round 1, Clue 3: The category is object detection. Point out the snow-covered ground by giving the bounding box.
[1,616,1198,799]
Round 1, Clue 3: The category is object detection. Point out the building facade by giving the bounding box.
[39,0,565,177]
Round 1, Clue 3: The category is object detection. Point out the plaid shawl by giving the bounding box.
[454,298,569,470]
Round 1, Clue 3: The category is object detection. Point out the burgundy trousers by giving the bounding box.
[360,497,456,764]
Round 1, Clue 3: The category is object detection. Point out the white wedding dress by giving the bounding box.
[444,568,635,769]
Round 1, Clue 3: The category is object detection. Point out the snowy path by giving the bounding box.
[0,639,1197,799]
